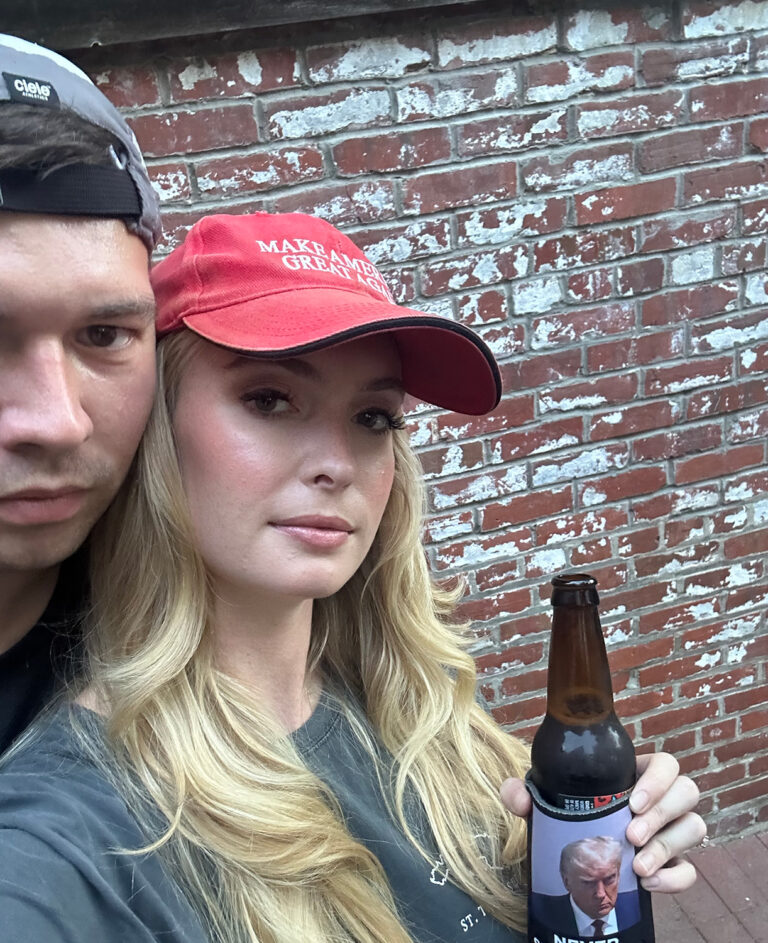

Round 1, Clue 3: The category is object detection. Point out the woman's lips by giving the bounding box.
[269,515,353,549]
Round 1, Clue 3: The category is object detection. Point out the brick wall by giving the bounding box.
[79,0,768,837]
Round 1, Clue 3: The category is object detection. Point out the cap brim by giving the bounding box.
[179,288,501,415]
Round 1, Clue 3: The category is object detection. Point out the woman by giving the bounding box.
[0,213,704,942]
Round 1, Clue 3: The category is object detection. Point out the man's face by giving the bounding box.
[0,214,156,575]
[563,858,620,919]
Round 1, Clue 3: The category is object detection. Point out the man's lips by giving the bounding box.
[0,487,90,525]
[269,515,354,549]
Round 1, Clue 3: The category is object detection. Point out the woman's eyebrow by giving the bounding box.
[223,356,404,393]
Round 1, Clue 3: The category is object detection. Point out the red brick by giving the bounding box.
[743,197,768,234]
[738,342,768,376]
[499,612,551,643]
[147,162,190,204]
[570,536,613,566]
[633,423,722,462]
[676,443,764,485]
[665,516,707,547]
[615,687,675,719]
[532,443,630,489]
[524,546,571,580]
[405,160,518,215]
[421,243,527,296]
[676,751,714,776]
[536,507,629,547]
[566,268,612,304]
[717,777,768,810]
[696,765,747,793]
[474,637,543,675]
[702,719,738,745]
[636,541,719,578]
[271,180,396,224]
[419,441,484,480]
[306,34,430,83]
[576,177,676,225]
[590,401,680,442]
[681,667,757,700]
[642,597,724,637]
[333,127,451,176]
[128,104,260,157]
[608,637,675,672]
[614,258,665,298]
[690,309,768,355]
[168,48,297,102]
[396,68,519,122]
[455,290,507,327]
[728,405,768,443]
[457,109,568,158]
[438,15,556,68]
[724,468,768,503]
[501,668,548,698]
[501,349,581,391]
[750,116,768,153]
[633,485,719,521]
[722,239,767,274]
[534,228,636,272]
[522,142,633,193]
[429,464,527,511]
[641,699,719,738]
[488,417,582,462]
[576,90,684,140]
[158,201,267,250]
[476,322,526,358]
[724,528,768,560]
[638,122,744,172]
[739,705,768,734]
[475,558,521,593]
[641,38,749,86]
[437,395,536,442]
[690,77,768,121]
[725,584,768,614]
[662,730,697,754]
[266,86,392,141]
[492,695,548,727]
[641,282,740,326]
[564,7,672,50]
[684,160,768,205]
[710,506,750,535]
[532,302,634,350]
[423,510,474,545]
[482,485,573,531]
[539,373,638,414]
[684,562,762,595]
[93,63,161,108]
[455,197,567,247]
[688,380,768,419]
[616,526,661,559]
[349,219,452,267]
[642,208,737,253]
[195,146,325,198]
[645,355,733,395]
[433,527,533,572]
[524,51,634,104]
[578,466,668,507]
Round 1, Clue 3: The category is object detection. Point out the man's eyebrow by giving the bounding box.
[86,299,157,323]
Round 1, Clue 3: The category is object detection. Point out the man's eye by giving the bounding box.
[80,325,132,349]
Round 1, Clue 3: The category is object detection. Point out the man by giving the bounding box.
[0,33,160,749]
[532,835,641,937]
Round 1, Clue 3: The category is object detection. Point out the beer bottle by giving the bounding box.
[526,573,655,943]
[529,572,635,808]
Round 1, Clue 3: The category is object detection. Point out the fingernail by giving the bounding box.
[631,820,649,844]
[630,788,648,812]
[635,851,652,874]
[642,876,660,891]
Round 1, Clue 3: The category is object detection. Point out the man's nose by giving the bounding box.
[0,342,93,451]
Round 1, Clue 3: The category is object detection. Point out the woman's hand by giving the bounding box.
[499,751,707,893]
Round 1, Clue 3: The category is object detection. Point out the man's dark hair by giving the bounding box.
[0,102,123,173]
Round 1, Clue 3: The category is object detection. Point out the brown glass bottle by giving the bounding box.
[529,573,636,809]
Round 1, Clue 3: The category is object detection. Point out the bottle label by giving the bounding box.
[525,776,655,943]
[558,790,631,813]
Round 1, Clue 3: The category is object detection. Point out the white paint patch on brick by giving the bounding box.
[753,498,768,524]
[684,0,768,38]
[529,548,567,573]
[363,224,444,265]
[697,683,712,697]
[432,466,527,510]
[151,170,187,202]
[705,615,761,645]
[425,513,474,542]
[604,623,632,644]
[462,201,551,245]
[437,25,556,67]
[540,391,608,413]
[408,419,434,447]
[533,446,624,486]
[236,52,263,87]
[673,489,719,513]
[178,58,217,90]
[581,486,607,507]
[416,297,455,320]
[603,603,627,619]
[698,318,768,351]
[741,348,758,369]
[663,371,727,394]
[437,536,522,568]
[726,563,754,587]
[514,276,562,315]
[726,642,749,664]
[494,71,519,100]
[566,10,630,50]
[694,651,722,669]
[397,85,473,121]
[745,273,768,305]
[527,61,633,103]
[725,481,755,502]
[309,39,429,83]
[670,247,715,285]
[724,507,748,528]
[526,151,633,191]
[531,433,581,456]
[678,46,749,80]
[270,89,390,139]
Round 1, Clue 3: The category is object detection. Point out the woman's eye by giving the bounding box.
[244,389,291,414]
[357,410,405,433]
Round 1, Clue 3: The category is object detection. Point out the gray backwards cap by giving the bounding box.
[0,33,160,251]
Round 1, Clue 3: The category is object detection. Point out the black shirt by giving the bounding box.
[0,553,85,752]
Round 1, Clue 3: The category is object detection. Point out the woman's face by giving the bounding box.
[172,334,403,608]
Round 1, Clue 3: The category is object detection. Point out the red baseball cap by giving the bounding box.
[152,213,501,415]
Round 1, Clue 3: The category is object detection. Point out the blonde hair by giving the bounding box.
[86,331,530,943]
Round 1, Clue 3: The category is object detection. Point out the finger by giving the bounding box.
[632,812,707,877]
[627,775,700,846]
[629,751,679,814]
[639,857,698,894]
[499,777,531,818]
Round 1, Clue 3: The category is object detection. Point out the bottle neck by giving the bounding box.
[545,604,615,724]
